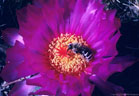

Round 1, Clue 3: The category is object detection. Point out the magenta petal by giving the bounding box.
[29,87,56,95]
[0,41,24,82]
[9,81,36,96]
[2,28,24,46]
[109,55,138,73]
[26,76,47,87]
[89,74,124,95]
[70,0,89,34]
[16,61,36,79]
[27,73,60,95]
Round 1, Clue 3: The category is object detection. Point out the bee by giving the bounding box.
[67,43,93,62]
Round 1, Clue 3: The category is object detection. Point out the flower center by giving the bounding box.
[48,34,89,75]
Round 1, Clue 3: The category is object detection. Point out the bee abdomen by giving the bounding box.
[82,50,93,61]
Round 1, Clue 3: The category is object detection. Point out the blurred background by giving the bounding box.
[0,0,138,96]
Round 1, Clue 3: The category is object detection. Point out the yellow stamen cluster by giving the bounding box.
[48,33,88,75]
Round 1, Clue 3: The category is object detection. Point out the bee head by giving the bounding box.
[67,43,73,51]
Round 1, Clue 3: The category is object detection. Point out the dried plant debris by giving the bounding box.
[102,0,139,22]
[0,77,14,96]
[0,37,10,96]
[0,73,38,96]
